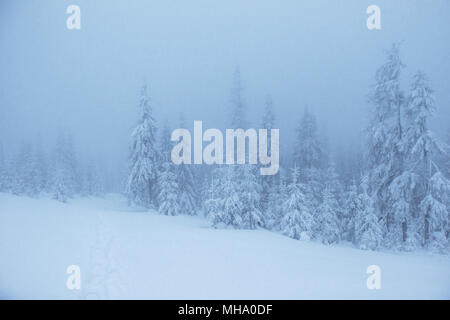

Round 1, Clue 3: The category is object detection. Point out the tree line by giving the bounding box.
[125,44,450,253]
[0,44,448,253]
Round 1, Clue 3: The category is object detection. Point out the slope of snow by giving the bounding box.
[0,192,449,299]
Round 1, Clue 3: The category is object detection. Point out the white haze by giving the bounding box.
[1,0,449,175]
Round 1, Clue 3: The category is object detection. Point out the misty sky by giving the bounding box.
[1,0,449,167]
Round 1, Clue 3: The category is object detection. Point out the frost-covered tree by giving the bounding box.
[126,84,159,208]
[404,71,449,249]
[11,141,46,196]
[323,164,344,230]
[52,167,69,202]
[318,186,341,244]
[210,166,243,228]
[177,162,197,215]
[259,95,277,223]
[344,183,361,244]
[156,121,173,207]
[354,189,383,251]
[51,131,78,202]
[419,171,449,252]
[157,162,180,216]
[280,167,314,241]
[366,44,406,244]
[240,165,264,229]
[292,108,324,233]
[204,173,221,224]
[175,118,198,216]
[156,121,181,216]
[15,142,35,195]
[33,139,48,194]
[264,166,287,230]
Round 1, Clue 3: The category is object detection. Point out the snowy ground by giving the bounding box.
[0,193,449,299]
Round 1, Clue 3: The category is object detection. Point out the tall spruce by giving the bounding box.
[259,95,277,226]
[175,117,198,215]
[126,83,159,208]
[280,167,314,241]
[406,71,450,251]
[366,44,406,247]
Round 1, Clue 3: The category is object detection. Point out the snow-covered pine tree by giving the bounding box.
[318,186,341,244]
[292,108,324,237]
[404,71,450,251]
[387,170,420,249]
[51,131,78,202]
[223,67,253,227]
[52,167,69,202]
[280,167,314,241]
[265,166,287,230]
[323,164,344,231]
[240,165,264,229]
[15,142,38,196]
[155,120,181,216]
[420,171,450,252]
[156,121,173,208]
[204,172,222,226]
[175,117,198,216]
[157,161,180,216]
[64,134,79,194]
[126,83,159,209]
[33,139,48,194]
[344,183,361,244]
[13,141,33,195]
[259,95,277,225]
[354,188,383,251]
[211,166,243,228]
[366,43,406,246]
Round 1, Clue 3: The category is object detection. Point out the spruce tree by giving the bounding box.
[240,165,264,229]
[355,189,383,251]
[157,162,180,216]
[213,166,243,228]
[366,44,406,246]
[204,173,221,225]
[344,183,361,244]
[259,95,277,225]
[265,166,286,230]
[280,167,314,241]
[126,84,159,208]
[405,71,449,249]
[51,131,78,202]
[175,118,198,216]
[319,186,341,244]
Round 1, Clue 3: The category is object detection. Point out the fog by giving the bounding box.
[1,0,449,179]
